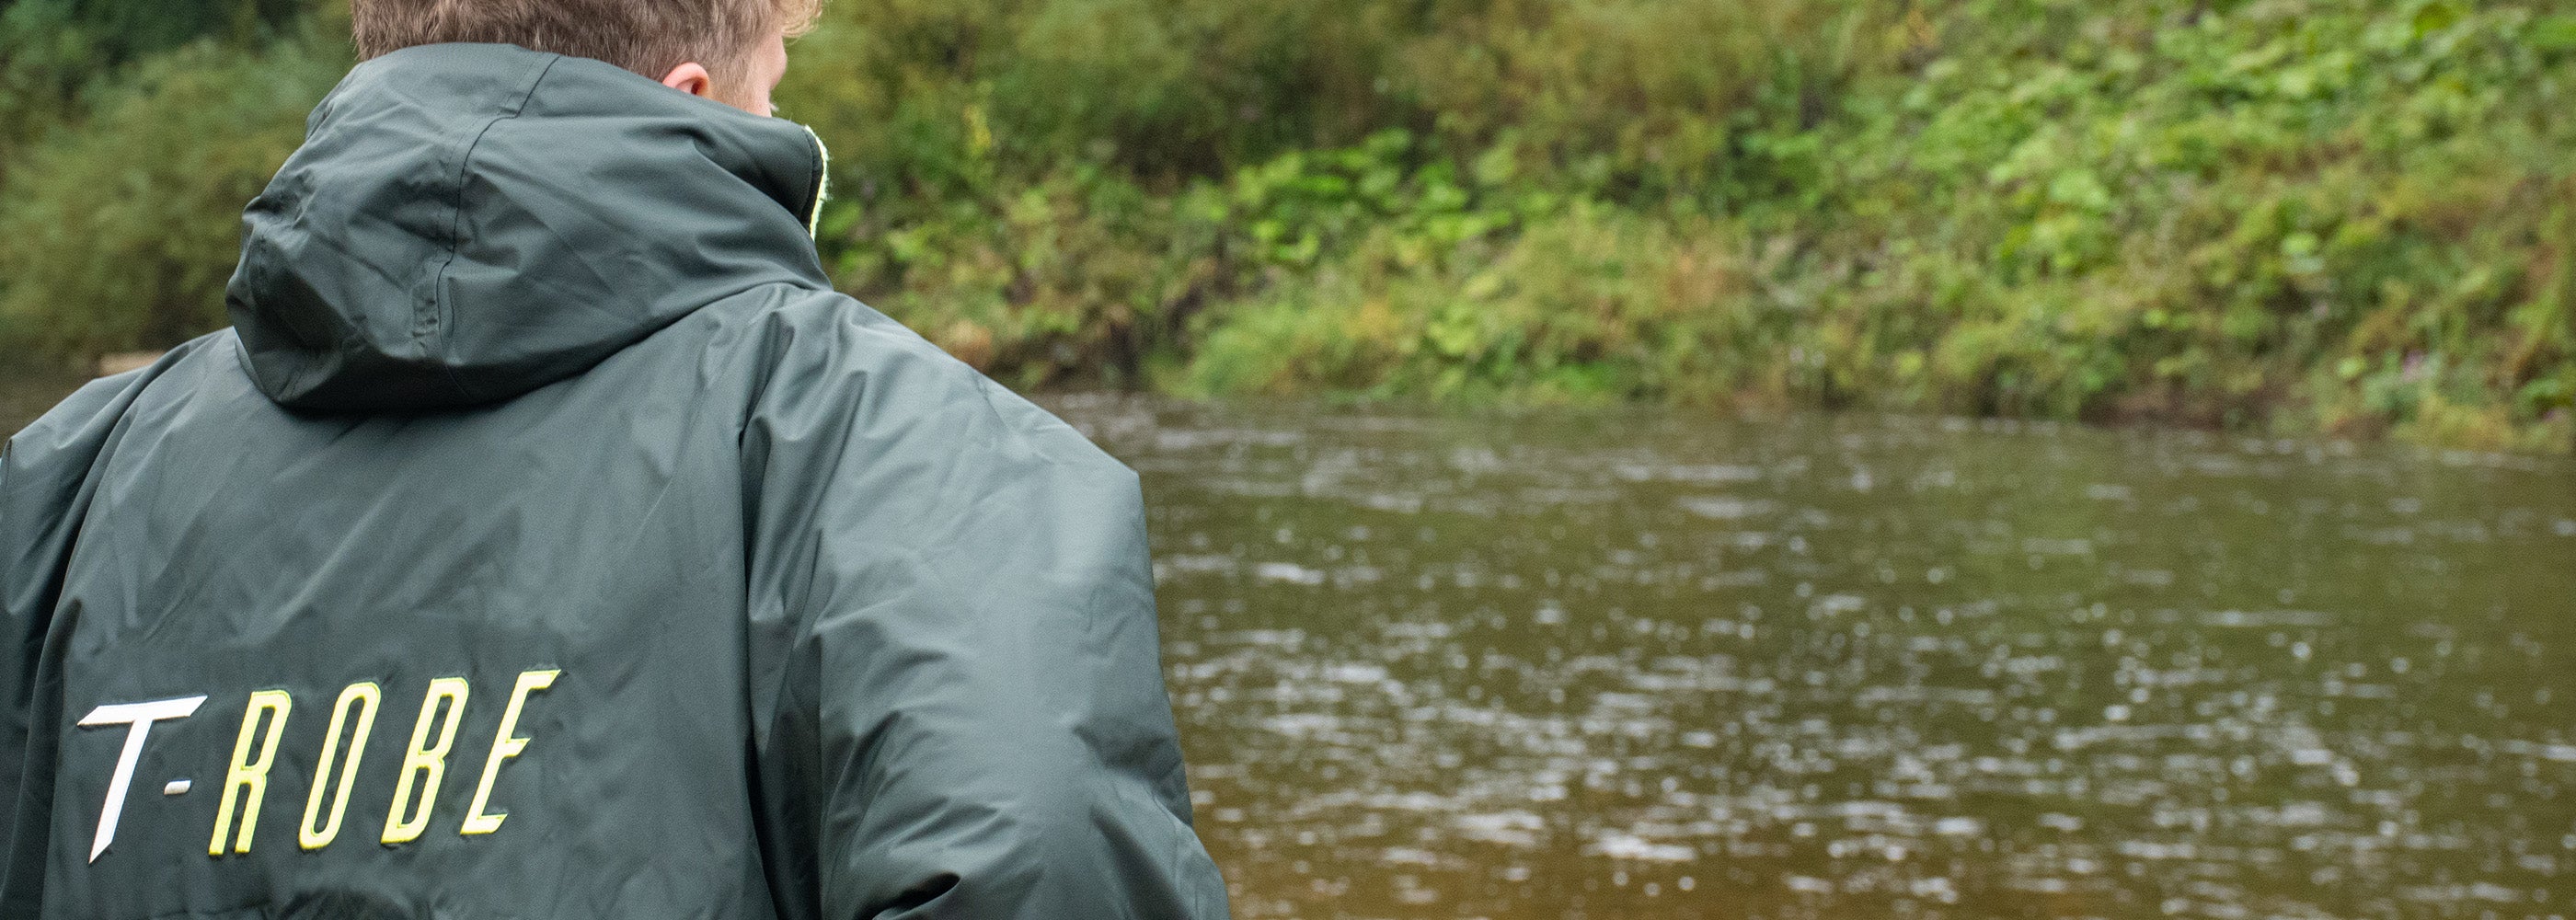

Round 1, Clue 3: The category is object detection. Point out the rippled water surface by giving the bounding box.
[1052,397,2576,920]
[10,381,2573,919]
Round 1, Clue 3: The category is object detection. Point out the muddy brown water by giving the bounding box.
[10,380,2575,919]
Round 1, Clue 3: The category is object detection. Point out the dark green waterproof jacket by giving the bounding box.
[0,43,1229,920]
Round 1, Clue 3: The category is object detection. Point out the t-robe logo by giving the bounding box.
[76,670,559,863]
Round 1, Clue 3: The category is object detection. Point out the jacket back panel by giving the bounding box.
[17,316,776,919]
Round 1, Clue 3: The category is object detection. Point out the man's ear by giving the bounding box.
[660,62,714,98]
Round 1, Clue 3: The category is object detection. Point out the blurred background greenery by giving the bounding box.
[0,0,2569,451]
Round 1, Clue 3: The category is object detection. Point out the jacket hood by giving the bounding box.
[226,42,832,412]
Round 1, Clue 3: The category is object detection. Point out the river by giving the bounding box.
[9,380,2575,919]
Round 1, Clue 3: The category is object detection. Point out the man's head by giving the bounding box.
[353,0,820,116]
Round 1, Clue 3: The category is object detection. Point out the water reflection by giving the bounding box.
[1054,397,2576,920]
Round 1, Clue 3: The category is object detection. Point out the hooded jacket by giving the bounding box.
[0,43,1228,920]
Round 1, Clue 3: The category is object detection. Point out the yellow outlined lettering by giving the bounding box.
[460,669,559,835]
[298,682,382,850]
[209,690,292,856]
[380,677,468,845]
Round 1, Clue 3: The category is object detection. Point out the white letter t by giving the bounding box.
[77,696,206,863]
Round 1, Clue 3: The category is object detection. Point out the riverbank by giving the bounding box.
[1,1,2570,452]
[782,0,2576,454]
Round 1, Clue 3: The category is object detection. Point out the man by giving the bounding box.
[0,0,1231,917]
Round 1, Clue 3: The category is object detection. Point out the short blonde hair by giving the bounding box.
[354,0,820,86]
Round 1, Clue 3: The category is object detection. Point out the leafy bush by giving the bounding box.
[2,0,2570,450]
[0,37,345,362]
[1799,0,2576,446]
[762,0,2576,450]
[0,0,322,184]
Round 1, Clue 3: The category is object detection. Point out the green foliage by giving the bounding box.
[0,37,345,361]
[0,0,322,180]
[774,0,2570,450]
[2,0,2570,450]
[1796,0,2576,447]
[1186,203,1764,406]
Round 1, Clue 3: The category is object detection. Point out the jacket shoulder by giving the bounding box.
[715,288,1128,479]
[4,334,234,466]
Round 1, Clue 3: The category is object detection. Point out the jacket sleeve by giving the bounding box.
[0,370,158,911]
[740,302,1230,920]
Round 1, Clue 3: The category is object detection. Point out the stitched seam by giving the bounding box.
[422,53,560,404]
